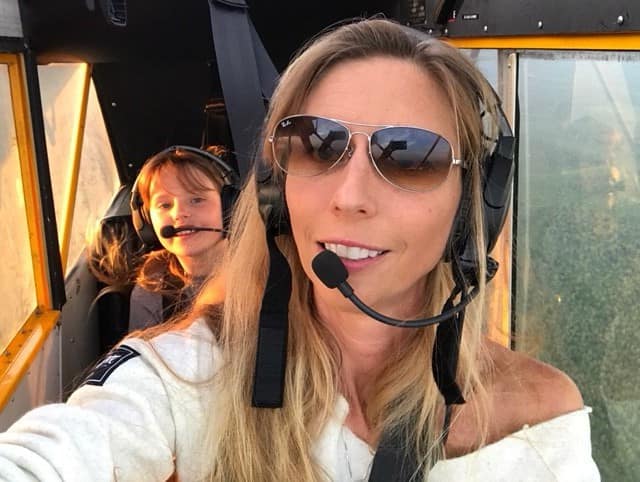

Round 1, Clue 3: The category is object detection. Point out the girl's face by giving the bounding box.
[148,164,224,275]
[285,57,463,319]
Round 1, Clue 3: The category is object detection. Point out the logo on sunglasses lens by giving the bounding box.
[281,119,293,128]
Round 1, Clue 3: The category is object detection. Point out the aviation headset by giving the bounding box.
[253,111,514,410]
[256,105,515,269]
[251,35,516,413]
[130,145,240,249]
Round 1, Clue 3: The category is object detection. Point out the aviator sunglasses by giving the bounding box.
[269,114,466,192]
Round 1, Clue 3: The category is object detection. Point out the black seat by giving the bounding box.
[88,284,133,352]
[86,185,144,353]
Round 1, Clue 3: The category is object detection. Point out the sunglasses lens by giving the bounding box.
[272,116,349,175]
[370,127,454,191]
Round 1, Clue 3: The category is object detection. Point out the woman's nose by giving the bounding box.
[329,136,378,216]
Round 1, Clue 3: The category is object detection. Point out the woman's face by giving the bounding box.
[148,164,224,274]
[285,57,463,319]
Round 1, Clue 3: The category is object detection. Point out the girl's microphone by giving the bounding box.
[160,225,226,238]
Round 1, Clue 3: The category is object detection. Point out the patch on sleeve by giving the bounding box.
[84,345,140,386]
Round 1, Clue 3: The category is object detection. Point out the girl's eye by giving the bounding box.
[156,202,171,210]
[191,197,206,205]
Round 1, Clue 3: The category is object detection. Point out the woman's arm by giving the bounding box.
[0,344,176,482]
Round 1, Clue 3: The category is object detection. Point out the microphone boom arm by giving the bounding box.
[340,281,477,328]
[312,249,478,329]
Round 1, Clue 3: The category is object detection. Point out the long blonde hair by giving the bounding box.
[203,18,501,481]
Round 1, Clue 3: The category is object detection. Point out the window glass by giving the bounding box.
[465,49,499,88]
[0,64,37,351]
[0,0,22,37]
[68,81,119,269]
[461,48,499,89]
[38,64,83,235]
[516,51,640,481]
[38,64,119,272]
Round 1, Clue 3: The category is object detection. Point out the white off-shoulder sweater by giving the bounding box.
[0,319,600,481]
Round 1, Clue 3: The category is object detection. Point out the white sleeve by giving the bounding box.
[0,345,176,482]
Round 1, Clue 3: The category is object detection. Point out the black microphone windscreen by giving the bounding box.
[312,250,348,289]
[160,225,176,238]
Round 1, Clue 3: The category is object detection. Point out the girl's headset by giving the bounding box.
[130,145,240,249]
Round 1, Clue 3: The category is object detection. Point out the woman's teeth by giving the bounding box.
[323,243,382,260]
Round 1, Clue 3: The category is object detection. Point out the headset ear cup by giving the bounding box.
[130,187,160,249]
[448,105,515,284]
[256,163,290,235]
[482,133,516,253]
[138,220,160,248]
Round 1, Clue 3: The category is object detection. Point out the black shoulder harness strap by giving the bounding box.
[369,424,422,481]
[251,234,291,407]
[207,0,278,181]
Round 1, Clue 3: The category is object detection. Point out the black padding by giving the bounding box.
[130,186,158,248]
[88,285,132,354]
[431,309,466,406]
[252,325,289,407]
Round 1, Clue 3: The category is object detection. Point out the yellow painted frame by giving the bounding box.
[60,63,92,271]
[0,53,61,409]
[8,54,51,308]
[485,53,517,348]
[448,33,640,51]
[0,309,58,408]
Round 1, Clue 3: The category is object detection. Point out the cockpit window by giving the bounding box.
[38,64,119,273]
[0,63,37,351]
[515,50,640,481]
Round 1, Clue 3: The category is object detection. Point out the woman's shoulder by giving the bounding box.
[124,318,220,383]
[440,343,599,479]
[433,407,599,481]
[447,341,584,457]
[485,340,584,438]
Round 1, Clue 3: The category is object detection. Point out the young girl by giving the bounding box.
[127,145,236,330]
[87,145,235,337]
[0,19,599,481]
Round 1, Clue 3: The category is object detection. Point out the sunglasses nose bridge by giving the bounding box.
[348,130,376,166]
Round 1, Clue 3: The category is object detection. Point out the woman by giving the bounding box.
[0,19,598,481]
[126,145,235,331]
